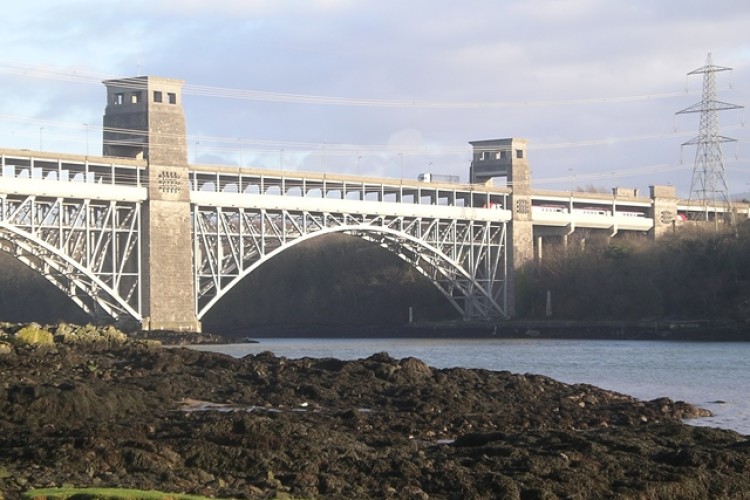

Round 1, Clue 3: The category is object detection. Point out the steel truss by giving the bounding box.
[194,205,508,320]
[0,194,142,323]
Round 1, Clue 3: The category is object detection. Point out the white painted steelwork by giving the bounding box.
[0,150,146,323]
[190,167,511,320]
[0,149,740,326]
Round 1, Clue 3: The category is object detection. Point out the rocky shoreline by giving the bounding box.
[2,323,750,498]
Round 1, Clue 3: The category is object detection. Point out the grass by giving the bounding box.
[22,487,215,500]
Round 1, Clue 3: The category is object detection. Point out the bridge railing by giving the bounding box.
[0,149,146,188]
[188,165,511,211]
[0,150,148,202]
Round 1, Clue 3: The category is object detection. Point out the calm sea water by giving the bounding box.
[193,338,750,435]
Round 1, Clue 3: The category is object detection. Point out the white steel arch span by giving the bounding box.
[0,222,141,323]
[0,193,143,323]
[0,150,147,324]
[193,205,509,321]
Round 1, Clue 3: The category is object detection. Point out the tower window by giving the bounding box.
[131,91,142,104]
[114,93,124,105]
[154,91,163,103]
[516,149,524,159]
[500,150,507,159]
[168,93,177,104]
[481,151,490,160]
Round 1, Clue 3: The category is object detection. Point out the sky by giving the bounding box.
[1,0,749,197]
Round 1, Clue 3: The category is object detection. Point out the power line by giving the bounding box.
[5,112,740,155]
[3,114,744,190]
[0,59,729,156]
[0,59,693,109]
[0,59,745,190]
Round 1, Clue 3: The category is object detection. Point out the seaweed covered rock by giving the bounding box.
[13,323,53,346]
[53,322,128,346]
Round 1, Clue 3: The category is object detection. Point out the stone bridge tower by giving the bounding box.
[470,138,533,317]
[103,76,201,332]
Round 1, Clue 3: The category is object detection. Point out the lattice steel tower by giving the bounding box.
[676,53,743,220]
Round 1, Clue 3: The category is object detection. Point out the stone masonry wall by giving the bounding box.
[650,185,678,239]
[141,164,200,331]
[507,140,533,318]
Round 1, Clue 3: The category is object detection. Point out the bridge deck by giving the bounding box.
[0,148,147,201]
[2,149,745,230]
[189,164,513,222]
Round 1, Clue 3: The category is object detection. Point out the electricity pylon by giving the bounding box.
[676,53,743,222]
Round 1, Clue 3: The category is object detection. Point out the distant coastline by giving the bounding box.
[225,319,750,342]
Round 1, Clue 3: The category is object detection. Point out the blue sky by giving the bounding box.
[1,0,749,196]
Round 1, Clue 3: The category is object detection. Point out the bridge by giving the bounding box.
[0,76,743,331]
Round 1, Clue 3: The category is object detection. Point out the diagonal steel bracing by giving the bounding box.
[0,193,142,323]
[193,205,508,321]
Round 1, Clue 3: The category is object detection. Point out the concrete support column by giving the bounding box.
[535,235,543,262]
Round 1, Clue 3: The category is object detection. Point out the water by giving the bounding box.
[193,338,750,435]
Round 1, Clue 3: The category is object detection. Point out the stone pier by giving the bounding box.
[103,76,201,332]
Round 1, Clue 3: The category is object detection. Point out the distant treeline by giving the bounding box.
[518,221,750,323]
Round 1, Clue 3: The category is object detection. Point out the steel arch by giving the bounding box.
[351,226,506,319]
[0,223,141,322]
[193,204,508,321]
[196,226,503,319]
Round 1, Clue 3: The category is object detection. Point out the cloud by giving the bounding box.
[1,0,749,196]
